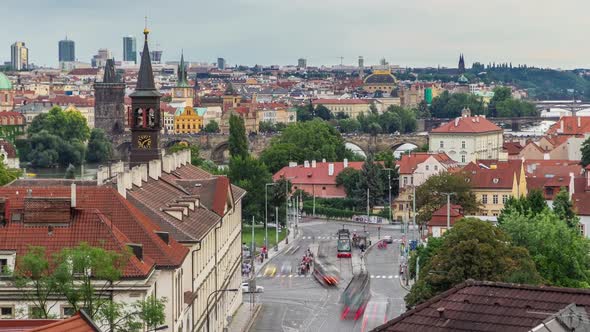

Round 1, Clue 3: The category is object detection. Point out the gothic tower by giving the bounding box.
[129,27,162,166]
[171,51,194,106]
[458,54,466,74]
[94,59,125,137]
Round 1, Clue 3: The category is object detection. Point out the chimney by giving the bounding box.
[117,172,126,199]
[322,158,326,163]
[131,166,142,187]
[559,120,564,133]
[437,307,445,318]
[311,160,317,168]
[70,183,76,208]
[344,158,348,168]
[149,160,158,180]
[127,243,143,261]
[154,231,170,245]
[569,172,575,199]
[578,117,581,128]
[328,163,334,176]
[454,118,460,127]
[304,160,310,168]
[140,164,148,182]
[288,162,297,168]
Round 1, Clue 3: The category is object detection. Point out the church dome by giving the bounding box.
[0,73,12,90]
[363,70,396,84]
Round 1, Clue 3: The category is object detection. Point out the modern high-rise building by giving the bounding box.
[123,36,137,64]
[297,58,307,68]
[217,57,226,70]
[10,42,28,71]
[58,37,75,62]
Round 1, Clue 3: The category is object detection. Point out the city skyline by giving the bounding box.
[2,0,590,69]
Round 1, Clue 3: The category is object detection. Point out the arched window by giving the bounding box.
[147,108,155,128]
[134,108,144,128]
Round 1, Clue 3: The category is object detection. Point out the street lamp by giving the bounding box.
[439,192,456,231]
[383,168,397,225]
[206,288,239,332]
[265,182,277,252]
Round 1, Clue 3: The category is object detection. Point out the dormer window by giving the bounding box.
[492,178,499,184]
[0,251,16,275]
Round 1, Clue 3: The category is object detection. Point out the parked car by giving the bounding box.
[241,282,264,293]
[383,235,393,244]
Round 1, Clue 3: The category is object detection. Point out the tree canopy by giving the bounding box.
[86,129,112,163]
[581,136,590,168]
[260,119,353,173]
[405,218,542,307]
[415,172,480,224]
[202,120,220,133]
[228,155,272,221]
[228,114,248,159]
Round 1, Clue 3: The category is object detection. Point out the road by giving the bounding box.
[248,219,408,332]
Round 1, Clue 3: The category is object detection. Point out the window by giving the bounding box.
[482,195,488,204]
[29,306,45,319]
[403,177,408,186]
[425,165,429,171]
[579,223,585,236]
[502,195,508,204]
[492,211,499,217]
[439,141,444,148]
[546,188,554,196]
[461,155,466,163]
[0,306,13,319]
[462,141,466,149]
[0,259,7,274]
[493,194,499,204]
[62,306,75,318]
[434,165,438,171]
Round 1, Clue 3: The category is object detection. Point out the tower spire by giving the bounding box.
[135,24,156,92]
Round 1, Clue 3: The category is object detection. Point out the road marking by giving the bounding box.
[376,275,381,279]
[370,275,375,278]
[395,275,399,279]
[388,275,393,279]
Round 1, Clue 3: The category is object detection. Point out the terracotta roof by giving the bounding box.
[0,139,17,158]
[462,160,523,189]
[27,311,100,332]
[431,116,502,134]
[524,160,582,178]
[375,280,590,332]
[68,68,100,76]
[573,191,590,216]
[0,320,60,332]
[428,204,463,227]
[547,116,590,135]
[502,142,523,155]
[273,161,365,185]
[0,186,188,272]
[397,153,455,174]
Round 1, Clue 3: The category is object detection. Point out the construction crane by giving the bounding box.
[337,56,344,66]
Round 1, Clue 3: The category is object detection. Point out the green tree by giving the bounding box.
[500,210,590,288]
[202,120,220,133]
[258,121,277,133]
[86,129,112,163]
[314,104,333,121]
[64,164,76,179]
[14,244,167,331]
[581,136,590,168]
[415,172,480,224]
[552,187,579,229]
[228,155,272,220]
[405,218,541,307]
[295,105,313,122]
[259,119,353,173]
[228,114,249,158]
[358,155,384,209]
[337,118,360,133]
[0,156,21,185]
[430,91,485,118]
[336,167,361,198]
[417,100,431,119]
[168,143,204,166]
[488,86,512,117]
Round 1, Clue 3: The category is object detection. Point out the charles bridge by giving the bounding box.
[111,133,429,164]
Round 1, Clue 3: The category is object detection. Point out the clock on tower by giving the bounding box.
[129,27,162,166]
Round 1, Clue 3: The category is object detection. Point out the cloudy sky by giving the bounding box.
[2,0,588,69]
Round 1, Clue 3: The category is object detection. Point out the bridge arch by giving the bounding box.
[211,141,229,164]
[344,142,367,158]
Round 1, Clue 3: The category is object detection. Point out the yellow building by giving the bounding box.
[463,159,527,216]
[362,69,397,94]
[174,106,203,134]
[312,99,373,119]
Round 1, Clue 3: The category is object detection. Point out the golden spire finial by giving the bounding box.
[143,16,150,37]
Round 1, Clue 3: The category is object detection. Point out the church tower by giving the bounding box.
[458,54,466,74]
[171,51,194,106]
[129,26,162,166]
[94,59,125,137]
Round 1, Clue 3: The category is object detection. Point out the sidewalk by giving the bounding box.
[228,303,261,332]
[251,227,298,277]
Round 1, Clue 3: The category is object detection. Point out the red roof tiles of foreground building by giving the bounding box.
[273,161,365,185]
[547,116,590,135]
[0,186,188,273]
[397,152,455,174]
[430,115,502,133]
[374,280,590,332]
[428,204,463,227]
[27,311,100,332]
[463,159,523,189]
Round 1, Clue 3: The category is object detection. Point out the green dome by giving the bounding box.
[0,73,12,90]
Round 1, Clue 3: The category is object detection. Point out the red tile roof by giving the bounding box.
[68,68,100,76]
[273,161,365,185]
[397,152,455,174]
[547,116,590,135]
[375,280,590,332]
[0,186,188,272]
[27,311,99,332]
[428,204,463,227]
[431,115,502,134]
[502,142,523,155]
[462,159,523,189]
[0,320,60,332]
[0,139,17,158]
[573,191,590,216]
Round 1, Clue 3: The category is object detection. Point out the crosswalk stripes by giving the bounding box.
[300,235,404,242]
[257,273,313,279]
[370,275,398,279]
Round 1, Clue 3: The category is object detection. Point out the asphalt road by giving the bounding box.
[248,219,408,332]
